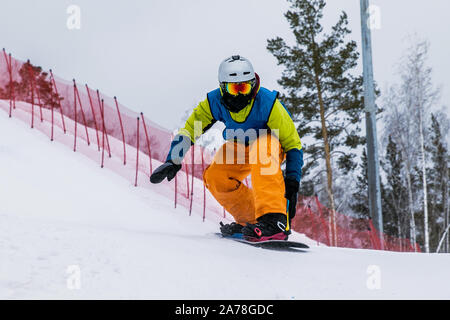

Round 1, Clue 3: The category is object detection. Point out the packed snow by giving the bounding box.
[0,104,449,299]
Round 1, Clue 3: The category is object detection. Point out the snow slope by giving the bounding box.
[0,108,449,299]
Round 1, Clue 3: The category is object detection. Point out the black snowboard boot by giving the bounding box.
[219,222,244,237]
[242,212,289,242]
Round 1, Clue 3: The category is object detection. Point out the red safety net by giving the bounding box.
[292,196,421,252]
[0,50,421,252]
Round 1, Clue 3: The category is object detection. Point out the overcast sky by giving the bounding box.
[1,0,449,130]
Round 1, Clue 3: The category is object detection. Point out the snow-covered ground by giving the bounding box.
[0,107,449,299]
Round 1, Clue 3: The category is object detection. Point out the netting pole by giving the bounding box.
[9,53,15,111]
[28,60,43,123]
[307,204,318,245]
[35,85,43,122]
[184,161,190,199]
[85,84,101,151]
[201,148,206,222]
[170,134,178,209]
[408,239,414,252]
[49,69,66,134]
[50,87,54,141]
[308,197,321,246]
[96,90,111,157]
[26,60,35,129]
[189,147,194,216]
[100,99,106,168]
[73,82,78,152]
[114,96,126,165]
[415,243,421,253]
[315,195,331,246]
[175,169,178,209]
[2,49,11,117]
[3,49,13,117]
[135,117,140,187]
[171,133,178,209]
[48,79,54,141]
[140,112,153,175]
[74,81,90,146]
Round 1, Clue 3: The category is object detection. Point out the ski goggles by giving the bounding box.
[224,81,254,96]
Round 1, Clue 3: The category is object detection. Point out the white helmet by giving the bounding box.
[218,55,255,83]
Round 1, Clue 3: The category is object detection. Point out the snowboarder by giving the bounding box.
[150,55,303,241]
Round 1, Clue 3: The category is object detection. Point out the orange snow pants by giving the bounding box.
[203,134,287,225]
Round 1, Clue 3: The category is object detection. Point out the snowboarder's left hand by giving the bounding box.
[150,161,182,184]
[284,176,299,220]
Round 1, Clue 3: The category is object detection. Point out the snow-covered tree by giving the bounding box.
[382,85,418,247]
[381,37,442,251]
[381,135,409,242]
[398,39,440,252]
[428,112,450,252]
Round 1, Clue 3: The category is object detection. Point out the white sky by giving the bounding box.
[1,0,449,130]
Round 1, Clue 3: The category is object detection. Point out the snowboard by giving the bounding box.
[216,233,309,252]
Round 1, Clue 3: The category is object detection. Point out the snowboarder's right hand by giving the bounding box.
[284,176,299,219]
[150,161,182,184]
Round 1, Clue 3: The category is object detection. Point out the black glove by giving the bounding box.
[150,161,182,184]
[284,176,299,220]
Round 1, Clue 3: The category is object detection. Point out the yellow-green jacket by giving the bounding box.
[167,86,303,181]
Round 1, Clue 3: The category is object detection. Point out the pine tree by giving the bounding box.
[428,112,450,252]
[351,146,401,239]
[381,135,409,240]
[382,84,418,248]
[351,148,369,219]
[267,0,370,245]
[13,61,63,109]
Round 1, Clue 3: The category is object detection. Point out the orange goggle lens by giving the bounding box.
[226,82,253,96]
